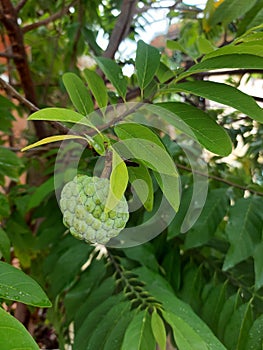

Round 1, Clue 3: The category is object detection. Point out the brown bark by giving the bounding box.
[0,0,46,138]
[103,0,138,59]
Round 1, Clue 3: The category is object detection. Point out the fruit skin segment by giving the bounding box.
[60,175,129,245]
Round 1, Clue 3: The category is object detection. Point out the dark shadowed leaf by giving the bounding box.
[0,227,10,262]
[223,197,263,270]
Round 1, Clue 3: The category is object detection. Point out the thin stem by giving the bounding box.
[107,250,158,309]
[15,0,28,13]
[0,77,70,135]
[176,163,263,197]
[22,1,77,33]
[100,150,112,179]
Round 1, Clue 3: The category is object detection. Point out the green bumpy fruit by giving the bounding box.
[60,175,129,245]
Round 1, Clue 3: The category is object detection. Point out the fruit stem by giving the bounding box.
[100,150,112,179]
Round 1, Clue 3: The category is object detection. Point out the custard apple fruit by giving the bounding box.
[60,175,129,244]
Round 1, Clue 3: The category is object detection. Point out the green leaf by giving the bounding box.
[121,310,156,350]
[82,27,103,56]
[168,185,194,239]
[0,192,10,219]
[128,164,154,211]
[202,42,263,60]
[74,294,125,350]
[166,40,186,53]
[201,283,228,334]
[115,122,165,150]
[0,146,23,181]
[239,32,263,44]
[179,264,204,312]
[153,171,180,213]
[245,314,263,350]
[103,309,135,350]
[179,54,263,80]
[123,244,159,272]
[135,40,160,90]
[134,266,227,350]
[27,177,54,210]
[105,149,128,212]
[45,237,93,297]
[238,3,263,34]
[151,309,166,350]
[113,138,179,211]
[0,261,51,307]
[62,72,93,115]
[21,134,88,152]
[223,197,263,270]
[210,0,257,26]
[95,57,127,99]
[237,0,263,37]
[64,259,107,321]
[74,277,116,328]
[223,302,253,350]
[157,102,232,156]
[253,241,263,290]
[0,95,15,108]
[84,133,106,155]
[174,81,263,123]
[217,293,242,340]
[83,68,108,108]
[163,310,209,350]
[84,302,131,350]
[115,123,166,210]
[197,36,216,55]
[156,62,174,83]
[113,135,178,177]
[28,107,98,129]
[185,188,229,249]
[143,79,158,99]
[0,308,39,350]
[0,227,10,262]
[161,245,181,291]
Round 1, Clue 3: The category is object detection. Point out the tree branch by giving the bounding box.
[197,69,263,77]
[0,77,70,135]
[134,0,183,15]
[0,0,47,138]
[176,163,263,197]
[15,0,28,13]
[0,51,20,58]
[103,0,138,59]
[0,76,37,111]
[22,0,77,33]
[251,95,263,103]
